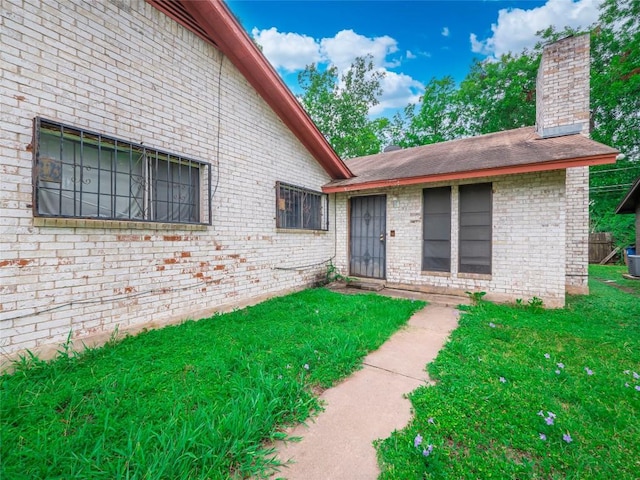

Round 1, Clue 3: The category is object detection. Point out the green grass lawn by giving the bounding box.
[0,289,424,479]
[376,265,640,479]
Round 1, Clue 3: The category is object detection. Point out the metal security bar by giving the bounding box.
[33,118,212,225]
[275,182,328,230]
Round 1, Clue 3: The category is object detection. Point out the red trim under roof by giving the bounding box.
[147,0,352,180]
[322,153,617,193]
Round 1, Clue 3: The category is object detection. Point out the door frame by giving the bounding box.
[348,194,387,279]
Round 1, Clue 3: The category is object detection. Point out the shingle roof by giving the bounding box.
[323,127,618,192]
[615,176,640,214]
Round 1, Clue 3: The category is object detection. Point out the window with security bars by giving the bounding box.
[33,118,211,225]
[276,182,328,230]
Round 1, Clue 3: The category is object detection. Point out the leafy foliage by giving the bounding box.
[298,55,385,159]
[588,0,640,247]
[400,76,461,146]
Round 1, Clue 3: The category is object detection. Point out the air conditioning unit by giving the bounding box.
[629,255,640,277]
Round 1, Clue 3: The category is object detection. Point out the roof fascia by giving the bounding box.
[323,153,617,193]
[147,0,352,180]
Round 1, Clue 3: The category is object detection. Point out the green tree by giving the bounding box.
[456,52,539,137]
[588,0,639,247]
[297,55,385,159]
[395,52,539,149]
[401,76,461,147]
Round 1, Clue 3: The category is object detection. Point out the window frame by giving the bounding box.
[32,117,212,225]
[458,183,493,275]
[422,186,452,272]
[275,181,329,231]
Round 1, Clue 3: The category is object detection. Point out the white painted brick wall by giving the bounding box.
[1,0,335,361]
[536,34,590,136]
[535,34,591,293]
[334,171,567,307]
[565,166,589,293]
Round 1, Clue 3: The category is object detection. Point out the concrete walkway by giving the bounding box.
[268,290,466,480]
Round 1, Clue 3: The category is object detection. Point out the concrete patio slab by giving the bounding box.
[267,291,466,480]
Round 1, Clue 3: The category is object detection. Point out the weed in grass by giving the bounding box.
[325,261,353,285]
[377,266,640,479]
[465,290,487,305]
[1,288,424,479]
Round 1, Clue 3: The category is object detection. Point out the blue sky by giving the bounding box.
[226,0,603,117]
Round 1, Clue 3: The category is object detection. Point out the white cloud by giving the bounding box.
[441,27,450,37]
[470,0,603,58]
[251,27,321,71]
[370,71,423,116]
[252,27,422,116]
[320,29,399,71]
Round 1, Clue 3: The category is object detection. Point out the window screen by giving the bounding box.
[423,187,451,272]
[459,183,492,274]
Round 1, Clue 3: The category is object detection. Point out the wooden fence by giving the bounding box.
[589,232,614,264]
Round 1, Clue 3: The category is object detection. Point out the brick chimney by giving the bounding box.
[536,33,592,295]
[536,34,590,138]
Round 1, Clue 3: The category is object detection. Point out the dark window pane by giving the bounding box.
[423,187,451,272]
[459,183,492,274]
[34,118,208,225]
[276,182,327,230]
[152,160,199,223]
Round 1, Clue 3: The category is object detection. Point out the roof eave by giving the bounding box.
[615,176,640,214]
[147,0,353,180]
[322,153,617,193]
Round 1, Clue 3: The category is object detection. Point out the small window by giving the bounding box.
[459,183,492,274]
[276,182,328,230]
[33,118,211,225]
[423,187,451,272]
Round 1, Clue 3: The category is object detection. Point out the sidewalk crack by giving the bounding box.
[362,362,427,382]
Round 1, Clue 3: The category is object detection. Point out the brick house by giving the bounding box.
[0,0,352,364]
[325,34,618,307]
[0,2,617,364]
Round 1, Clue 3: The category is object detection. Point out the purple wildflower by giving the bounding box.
[557,363,565,369]
[428,417,435,425]
[633,372,639,379]
[422,444,434,457]
[489,322,496,328]
[414,434,423,448]
[623,370,630,375]
[544,353,551,359]
[625,382,630,388]
[539,433,547,441]
[537,410,544,417]
[547,411,556,418]
[585,367,594,375]
[499,377,507,383]
[545,417,554,426]
[555,370,561,375]
[635,385,640,392]
[303,363,309,370]
[563,433,573,443]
